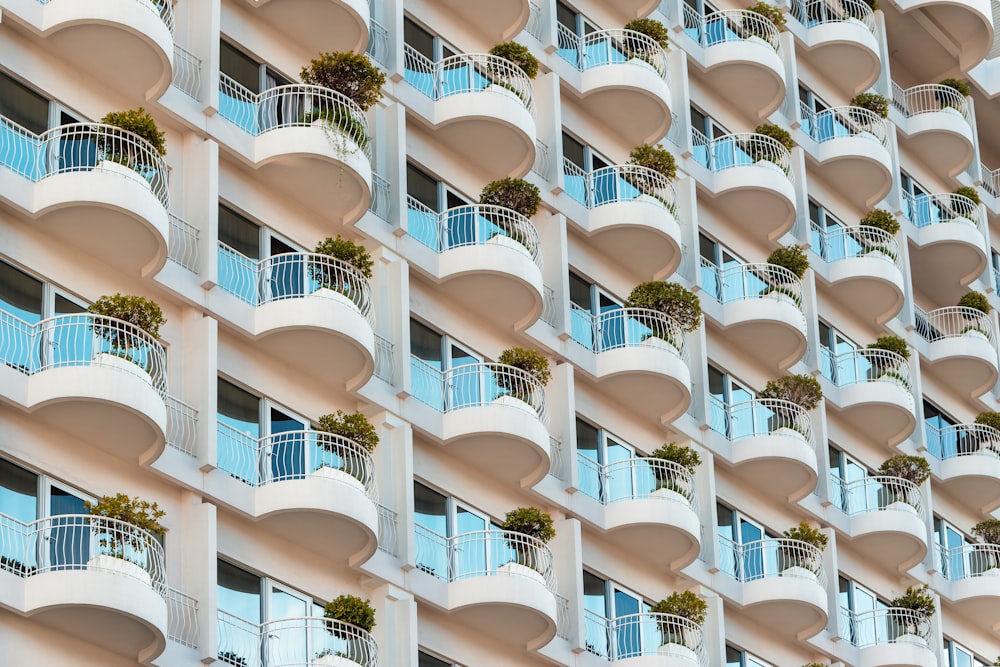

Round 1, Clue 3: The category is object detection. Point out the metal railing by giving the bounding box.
[682,7,782,54]
[937,542,1000,580]
[718,535,827,587]
[167,213,200,272]
[830,475,922,516]
[818,347,912,392]
[533,138,550,178]
[914,305,995,345]
[549,435,565,480]
[0,116,170,209]
[925,422,1000,461]
[0,311,168,399]
[373,333,394,383]
[171,44,202,99]
[789,0,876,31]
[569,305,688,362]
[690,129,793,178]
[577,454,697,509]
[217,611,379,667]
[540,285,558,326]
[809,223,901,271]
[526,0,545,40]
[555,26,669,83]
[413,525,556,593]
[901,191,985,234]
[562,158,677,214]
[166,396,198,457]
[216,422,378,501]
[409,356,549,426]
[584,610,707,664]
[166,586,199,648]
[555,593,571,640]
[799,104,890,146]
[981,161,1000,198]
[840,607,931,648]
[709,397,816,449]
[366,20,389,67]
[216,244,374,326]
[48,0,175,32]
[699,260,804,309]
[377,504,398,557]
[0,512,166,595]
[369,173,390,221]
[402,46,535,114]
[218,75,371,157]
[892,82,971,123]
[405,197,541,267]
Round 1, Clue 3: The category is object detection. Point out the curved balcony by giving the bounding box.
[410,357,551,486]
[800,105,892,207]
[406,199,544,329]
[691,132,797,241]
[821,348,915,446]
[402,49,536,178]
[700,262,808,370]
[790,0,880,94]
[561,160,682,279]
[0,514,168,660]
[577,455,701,571]
[683,9,786,118]
[217,611,379,667]
[555,27,672,145]
[583,610,708,665]
[0,119,170,276]
[414,526,557,647]
[217,78,372,225]
[718,536,828,639]
[847,608,936,667]
[926,423,1000,512]
[891,0,993,72]
[834,476,927,571]
[217,246,376,391]
[215,423,379,564]
[811,224,904,325]
[434,0,530,42]
[9,0,174,100]
[894,84,975,180]
[241,0,370,55]
[938,543,1000,633]
[0,312,167,461]
[907,193,988,304]
[570,306,691,422]
[915,306,998,398]
[710,398,818,501]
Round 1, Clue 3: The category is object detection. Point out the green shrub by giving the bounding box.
[498,347,551,386]
[849,92,889,119]
[767,245,809,278]
[324,594,376,633]
[480,178,541,217]
[624,18,670,48]
[973,518,1000,544]
[954,185,981,206]
[878,454,930,484]
[755,123,794,151]
[501,507,556,543]
[783,522,829,550]
[747,2,787,30]
[958,291,990,314]
[489,42,539,79]
[626,282,702,333]
[890,585,935,616]
[976,411,1000,431]
[101,107,166,156]
[860,208,900,236]
[88,293,166,340]
[758,374,823,410]
[87,493,165,554]
[650,443,701,474]
[629,144,676,180]
[650,591,708,625]
[867,334,909,360]
[317,410,379,452]
[301,106,370,150]
[301,52,386,111]
[939,77,971,98]
[313,236,373,279]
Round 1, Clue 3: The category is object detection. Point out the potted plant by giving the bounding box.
[488,42,539,79]
[300,52,385,151]
[850,92,889,120]
[936,78,970,110]
[858,208,900,259]
[649,590,707,660]
[889,584,934,643]
[877,454,929,511]
[972,519,1000,574]
[958,290,990,314]
[629,143,677,181]
[760,246,807,303]
[758,374,822,437]
[87,293,165,378]
[98,108,166,181]
[780,522,828,580]
[85,492,165,584]
[648,443,701,504]
[954,185,981,207]
[499,507,555,583]
[624,18,670,49]
[496,347,550,409]
[310,236,373,306]
[625,282,702,347]
[319,594,376,665]
[975,411,1000,455]
[745,2,786,42]
[864,335,909,383]
[749,123,794,168]
[479,178,540,252]
[957,291,991,339]
[315,410,378,487]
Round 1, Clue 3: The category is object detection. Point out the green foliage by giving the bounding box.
[488,42,539,79]
[650,443,701,474]
[498,347,551,386]
[313,236,373,279]
[939,77,971,98]
[759,374,823,411]
[624,18,670,48]
[867,335,909,360]
[480,178,541,217]
[878,454,930,485]
[300,52,385,111]
[316,410,379,453]
[324,594,376,633]
[301,107,370,150]
[860,208,900,236]
[889,584,935,616]
[976,411,1000,431]
[650,591,708,625]
[954,185,981,206]
[859,0,878,10]
[626,282,702,333]
[754,123,794,151]
[88,293,166,339]
[973,519,1000,544]
[849,92,889,119]
[747,2,787,30]
[87,493,165,555]
[100,107,166,156]
[767,245,809,278]
[783,522,829,550]
[501,507,556,543]
[958,291,990,314]
[629,144,677,180]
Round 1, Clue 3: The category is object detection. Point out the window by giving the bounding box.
[817,321,857,382]
[575,418,636,502]
[217,204,304,303]
[418,651,458,667]
[404,162,471,249]
[698,233,744,301]
[568,271,623,350]
[218,41,293,133]
[922,400,974,459]
[725,645,772,667]
[409,318,483,410]
[828,444,868,512]
[402,18,459,98]
[562,131,619,206]
[413,481,496,578]
[838,576,888,646]
[716,503,778,580]
[808,201,854,261]
[707,363,754,438]
[934,517,976,579]
[944,639,994,667]
[690,106,731,168]
[582,570,652,659]
[900,172,944,227]
[799,84,855,142]
[683,0,729,46]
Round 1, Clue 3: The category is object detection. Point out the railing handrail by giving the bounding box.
[915,305,994,344]
[901,190,984,233]
[401,46,535,113]
[833,474,923,515]
[562,159,678,214]
[710,396,816,449]
[821,347,912,391]
[790,0,876,31]
[691,130,793,178]
[685,8,782,53]
[841,605,932,647]
[800,104,890,146]
[583,608,708,664]
[718,534,828,587]
[578,454,698,509]
[700,260,805,308]
[568,304,689,360]
[893,82,970,121]
[937,541,1000,580]
[812,223,900,264]
[926,421,1000,461]
[556,26,669,80]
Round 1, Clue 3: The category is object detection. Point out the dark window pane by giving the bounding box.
[220,41,261,94]
[410,319,443,365]
[406,163,439,210]
[404,17,435,60]
[418,652,451,667]
[0,458,37,523]
[0,260,43,323]
[569,271,592,310]
[0,71,49,134]
[219,205,260,259]
[217,559,262,622]
[563,132,586,169]
[217,378,260,430]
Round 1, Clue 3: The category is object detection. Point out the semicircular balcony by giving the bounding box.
[849,608,937,667]
[790,0,880,94]
[684,10,786,118]
[9,514,168,660]
[700,262,808,370]
[894,84,975,180]
[710,398,818,501]
[583,610,708,665]
[835,476,928,571]
[890,0,993,72]
[402,49,536,179]
[692,132,797,241]
[217,612,379,667]
[217,78,373,226]
[821,348,915,446]
[906,193,988,305]
[240,0,371,55]
[406,199,544,329]
[811,224,904,325]
[915,306,998,399]
[938,543,1000,634]
[409,357,551,486]
[433,0,530,42]
[561,160,682,279]
[570,306,692,422]
[577,455,701,572]
[926,423,1000,512]
[555,27,672,145]
[0,119,170,276]
[414,526,557,648]
[718,536,828,639]
[217,246,376,391]
[215,423,380,564]
[800,106,892,207]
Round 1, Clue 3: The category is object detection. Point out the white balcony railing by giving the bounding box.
[166,586,199,648]
[699,261,804,308]
[937,542,1000,580]
[819,347,912,393]
[789,0,877,32]
[526,0,544,41]
[215,422,378,501]
[0,311,168,399]
[555,26,669,83]
[840,607,931,648]
[982,161,1000,198]
[914,305,995,345]
[577,454,697,508]
[376,504,398,557]
[925,422,1000,461]
[165,395,198,457]
[901,191,985,234]
[584,609,708,664]
[562,158,678,214]
[569,305,689,361]
[690,129,794,179]
[167,213,200,272]
[402,46,535,114]
[799,104,890,147]
[217,611,379,667]
[892,81,971,123]
[830,475,923,516]
[366,20,389,67]
[809,223,901,272]
[0,116,170,209]
[373,333,394,384]
[171,44,202,99]
[369,173,391,221]
[709,397,816,450]
[718,535,827,586]
[682,7,782,54]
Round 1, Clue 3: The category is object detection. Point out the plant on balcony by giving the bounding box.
[650,590,707,650]
[976,411,1000,431]
[954,185,982,206]
[496,347,551,404]
[301,52,385,112]
[890,584,935,618]
[324,594,376,644]
[780,522,827,573]
[766,245,809,279]
[316,410,378,484]
[501,507,555,572]
[100,107,167,165]
[88,294,165,370]
[975,412,1000,456]
[864,335,909,382]
[479,178,542,218]
[877,454,930,505]
[973,519,1000,571]
[218,652,248,667]
[310,236,373,303]
[746,2,787,35]
[624,17,670,49]
[626,281,702,334]
[860,208,900,236]
[748,124,793,166]
[938,77,971,100]
[86,493,165,562]
[629,144,677,181]
[866,334,909,360]
[849,92,889,121]
[758,374,823,411]
[957,290,990,316]
[649,443,700,496]
[488,42,539,79]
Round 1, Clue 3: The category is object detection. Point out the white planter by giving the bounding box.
[658,642,699,662]
[88,554,151,586]
[982,567,1000,577]
[772,426,806,441]
[642,335,680,356]
[96,159,147,188]
[651,486,691,506]
[856,130,880,143]
[963,329,989,342]
[896,632,927,647]
[762,290,797,306]
[846,17,869,30]
[755,159,786,174]
[313,464,366,494]
[498,561,546,586]
[885,500,918,515]
[93,352,152,384]
[487,233,530,256]
[864,250,895,263]
[746,35,772,49]
[314,654,355,667]
[492,394,535,413]
[949,215,976,228]
[780,565,818,581]
[941,106,964,118]
[313,286,358,310]
[487,84,522,103]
